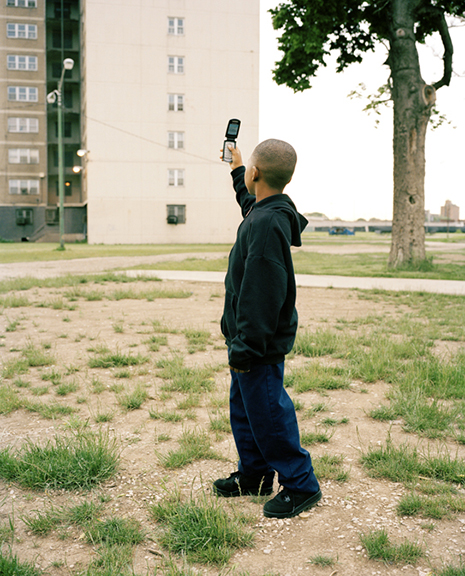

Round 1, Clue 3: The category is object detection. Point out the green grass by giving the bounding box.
[360,528,424,564]
[183,328,212,353]
[0,551,43,576]
[149,488,254,566]
[0,384,23,414]
[284,362,350,392]
[308,554,337,567]
[88,350,149,369]
[0,243,232,265]
[156,355,219,394]
[80,543,136,576]
[85,517,145,546]
[313,454,348,482]
[21,341,55,367]
[300,429,332,445]
[0,430,119,490]
[434,560,465,576]
[361,436,465,486]
[396,491,465,519]
[24,401,77,419]
[158,429,223,468]
[117,384,148,410]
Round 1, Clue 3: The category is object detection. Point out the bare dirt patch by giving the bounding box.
[1,278,464,576]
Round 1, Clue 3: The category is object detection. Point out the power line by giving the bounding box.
[85,114,219,165]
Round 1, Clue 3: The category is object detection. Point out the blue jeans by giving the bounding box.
[229,361,320,493]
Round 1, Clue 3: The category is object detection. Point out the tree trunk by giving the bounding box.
[388,0,435,268]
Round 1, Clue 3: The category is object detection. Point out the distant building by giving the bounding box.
[0,0,260,243]
[440,200,460,221]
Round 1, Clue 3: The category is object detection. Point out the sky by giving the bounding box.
[258,1,465,221]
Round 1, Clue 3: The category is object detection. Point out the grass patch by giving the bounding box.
[0,551,43,576]
[157,355,219,394]
[0,430,119,490]
[24,401,76,419]
[360,528,424,564]
[301,429,332,445]
[22,341,54,367]
[158,429,223,469]
[293,328,341,357]
[117,384,148,410]
[144,334,168,352]
[308,554,337,567]
[361,436,465,486]
[149,488,254,566]
[2,358,29,379]
[0,384,23,414]
[85,517,144,546]
[88,350,149,369]
[313,454,348,482]
[284,362,350,392]
[183,328,211,353]
[396,491,465,519]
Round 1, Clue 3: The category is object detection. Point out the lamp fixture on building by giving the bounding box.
[46,57,74,250]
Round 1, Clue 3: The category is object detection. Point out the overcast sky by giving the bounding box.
[258,1,465,220]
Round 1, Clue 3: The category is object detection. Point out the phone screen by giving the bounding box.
[225,119,241,139]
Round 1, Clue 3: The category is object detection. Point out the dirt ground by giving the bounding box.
[0,273,464,576]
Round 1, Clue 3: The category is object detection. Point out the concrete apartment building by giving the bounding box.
[0,0,259,243]
[440,200,460,222]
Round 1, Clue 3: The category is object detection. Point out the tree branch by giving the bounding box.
[433,11,453,90]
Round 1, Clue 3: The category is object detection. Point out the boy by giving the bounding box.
[213,139,321,518]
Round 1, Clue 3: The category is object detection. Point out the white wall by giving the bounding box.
[84,0,259,244]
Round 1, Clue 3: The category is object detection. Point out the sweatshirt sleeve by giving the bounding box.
[231,166,255,218]
[228,220,289,372]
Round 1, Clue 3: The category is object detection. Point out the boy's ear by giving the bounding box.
[251,166,259,182]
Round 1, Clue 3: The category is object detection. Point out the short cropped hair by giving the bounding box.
[252,139,297,191]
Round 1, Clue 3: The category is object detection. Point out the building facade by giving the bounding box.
[0,0,259,243]
[440,200,460,222]
[82,0,259,244]
[0,0,85,242]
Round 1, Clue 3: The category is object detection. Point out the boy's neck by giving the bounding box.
[255,186,282,203]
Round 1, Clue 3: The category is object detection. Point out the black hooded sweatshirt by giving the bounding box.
[221,166,308,372]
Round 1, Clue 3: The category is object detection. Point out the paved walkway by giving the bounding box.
[0,257,464,295]
[126,270,465,295]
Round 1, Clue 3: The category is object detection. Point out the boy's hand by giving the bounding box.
[229,145,243,170]
[221,145,243,171]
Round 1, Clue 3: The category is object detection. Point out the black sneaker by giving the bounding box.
[213,471,274,497]
[263,487,322,518]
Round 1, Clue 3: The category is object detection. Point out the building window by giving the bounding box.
[168,132,184,149]
[9,148,39,164]
[54,1,71,18]
[52,29,73,49]
[168,169,184,187]
[167,56,184,74]
[55,121,72,138]
[51,61,73,78]
[167,205,186,224]
[55,180,72,196]
[168,94,184,111]
[8,117,38,133]
[168,17,184,35]
[8,86,38,102]
[9,179,39,195]
[7,0,37,6]
[53,150,75,168]
[7,55,38,71]
[15,208,34,226]
[6,23,37,39]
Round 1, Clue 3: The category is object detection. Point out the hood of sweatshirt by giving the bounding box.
[254,193,308,247]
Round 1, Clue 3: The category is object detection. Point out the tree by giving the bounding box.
[270,0,464,267]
